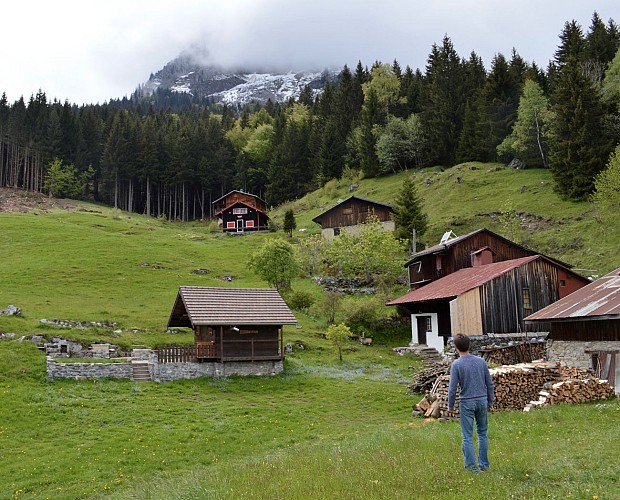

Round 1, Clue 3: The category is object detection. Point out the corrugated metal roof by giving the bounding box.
[168,286,297,327]
[387,255,541,305]
[525,268,620,321]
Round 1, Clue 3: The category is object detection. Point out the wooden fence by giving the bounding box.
[157,343,216,364]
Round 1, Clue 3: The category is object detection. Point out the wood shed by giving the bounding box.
[167,287,297,362]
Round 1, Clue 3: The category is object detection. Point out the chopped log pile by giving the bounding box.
[407,361,450,394]
[524,378,616,411]
[479,341,546,365]
[412,361,617,419]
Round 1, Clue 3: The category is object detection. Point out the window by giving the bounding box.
[522,288,532,317]
[226,221,235,229]
[333,227,340,236]
[246,220,254,228]
[233,207,248,215]
[560,279,566,287]
[425,317,432,332]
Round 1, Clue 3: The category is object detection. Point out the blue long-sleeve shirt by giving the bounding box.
[448,354,495,410]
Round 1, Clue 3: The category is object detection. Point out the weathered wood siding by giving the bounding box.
[450,288,483,335]
[318,198,392,229]
[217,192,266,212]
[480,260,557,334]
[216,325,282,360]
[221,203,269,232]
[410,231,535,286]
[550,320,620,341]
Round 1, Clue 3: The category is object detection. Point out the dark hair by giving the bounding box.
[454,334,470,353]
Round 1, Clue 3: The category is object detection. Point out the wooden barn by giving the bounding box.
[167,287,297,361]
[406,228,575,291]
[388,255,589,353]
[213,190,269,233]
[312,196,394,240]
[526,268,620,393]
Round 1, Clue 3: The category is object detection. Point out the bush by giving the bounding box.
[287,290,315,311]
[339,296,382,334]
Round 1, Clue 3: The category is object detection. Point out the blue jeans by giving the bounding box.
[459,398,489,471]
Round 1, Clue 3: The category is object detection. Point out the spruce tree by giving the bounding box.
[283,209,297,237]
[392,175,427,250]
[548,58,612,199]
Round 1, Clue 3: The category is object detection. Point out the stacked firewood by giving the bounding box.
[480,342,546,365]
[407,362,450,394]
[412,361,616,419]
[524,378,616,411]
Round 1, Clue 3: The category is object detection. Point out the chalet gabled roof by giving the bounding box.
[404,228,570,268]
[525,268,620,322]
[311,196,393,225]
[212,190,266,205]
[215,199,269,217]
[168,286,297,328]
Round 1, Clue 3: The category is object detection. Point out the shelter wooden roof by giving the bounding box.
[526,268,620,322]
[168,286,297,328]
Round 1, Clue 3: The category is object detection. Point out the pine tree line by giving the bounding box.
[1,12,618,217]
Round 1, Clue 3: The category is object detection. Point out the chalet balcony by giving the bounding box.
[157,337,283,364]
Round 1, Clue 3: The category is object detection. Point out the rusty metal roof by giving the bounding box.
[168,286,297,328]
[388,255,542,305]
[525,268,620,322]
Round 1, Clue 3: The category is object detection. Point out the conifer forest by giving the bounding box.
[1,12,619,219]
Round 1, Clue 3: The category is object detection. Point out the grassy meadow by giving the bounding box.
[1,165,619,499]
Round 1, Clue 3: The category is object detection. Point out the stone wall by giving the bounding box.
[47,349,284,382]
[155,360,283,381]
[547,340,620,370]
[46,357,132,380]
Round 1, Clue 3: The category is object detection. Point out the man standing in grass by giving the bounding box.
[448,334,495,473]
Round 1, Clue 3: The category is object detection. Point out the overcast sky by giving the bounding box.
[1,1,618,106]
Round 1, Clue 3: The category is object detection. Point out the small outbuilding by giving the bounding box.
[387,255,589,353]
[212,190,269,233]
[168,286,297,361]
[525,268,620,393]
[312,196,394,240]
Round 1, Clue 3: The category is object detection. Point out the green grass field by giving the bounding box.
[1,166,619,499]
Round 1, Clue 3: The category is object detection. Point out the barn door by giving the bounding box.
[236,219,244,232]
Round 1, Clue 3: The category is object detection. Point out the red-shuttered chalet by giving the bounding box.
[213,190,269,233]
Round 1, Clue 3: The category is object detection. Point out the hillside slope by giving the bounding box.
[272,163,618,278]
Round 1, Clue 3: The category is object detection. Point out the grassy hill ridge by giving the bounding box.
[272,163,618,277]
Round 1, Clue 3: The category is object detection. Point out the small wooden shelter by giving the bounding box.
[167,287,297,361]
[212,190,269,232]
[312,196,394,240]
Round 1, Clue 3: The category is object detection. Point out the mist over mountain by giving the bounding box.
[137,50,339,107]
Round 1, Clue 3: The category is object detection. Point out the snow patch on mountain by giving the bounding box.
[212,70,328,105]
[140,55,338,106]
